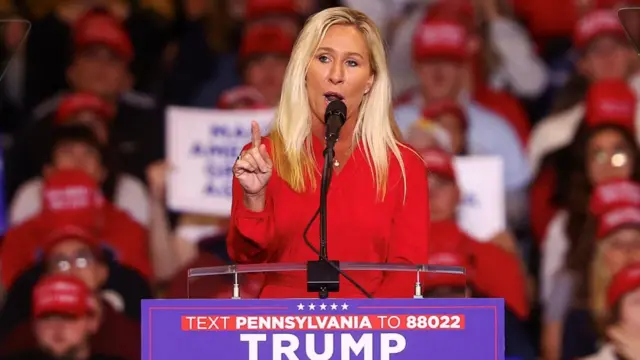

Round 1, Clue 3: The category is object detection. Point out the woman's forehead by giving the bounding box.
[589,128,626,147]
[317,24,369,56]
[50,239,93,254]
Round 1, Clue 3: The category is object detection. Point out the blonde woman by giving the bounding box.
[229,7,429,299]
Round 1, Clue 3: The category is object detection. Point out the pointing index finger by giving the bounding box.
[251,121,261,148]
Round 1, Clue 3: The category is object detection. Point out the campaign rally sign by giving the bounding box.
[454,156,505,241]
[166,106,274,215]
[142,298,504,360]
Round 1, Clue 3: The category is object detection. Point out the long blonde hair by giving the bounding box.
[270,7,406,200]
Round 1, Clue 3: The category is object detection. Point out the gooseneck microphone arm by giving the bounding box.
[303,100,373,299]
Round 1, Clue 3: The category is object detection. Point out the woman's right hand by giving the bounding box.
[233,121,273,197]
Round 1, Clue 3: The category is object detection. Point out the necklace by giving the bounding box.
[332,141,353,168]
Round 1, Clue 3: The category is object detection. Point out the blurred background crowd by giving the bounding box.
[1,0,640,359]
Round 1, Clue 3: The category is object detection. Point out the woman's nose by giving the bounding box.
[328,62,345,85]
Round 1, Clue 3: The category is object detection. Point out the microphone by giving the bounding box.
[324,100,346,148]
[302,99,374,299]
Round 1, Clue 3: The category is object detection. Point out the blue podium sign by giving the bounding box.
[142,298,504,360]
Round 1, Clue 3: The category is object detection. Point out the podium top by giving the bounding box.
[187,262,465,278]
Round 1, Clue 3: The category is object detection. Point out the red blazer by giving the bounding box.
[227,136,430,299]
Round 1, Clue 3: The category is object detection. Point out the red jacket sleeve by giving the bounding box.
[374,149,430,298]
[468,239,530,319]
[226,141,279,264]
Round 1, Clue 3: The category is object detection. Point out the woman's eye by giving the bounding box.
[346,60,358,67]
[318,55,330,63]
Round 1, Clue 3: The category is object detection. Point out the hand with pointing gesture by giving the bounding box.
[233,121,273,198]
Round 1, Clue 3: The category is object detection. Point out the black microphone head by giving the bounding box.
[325,100,347,124]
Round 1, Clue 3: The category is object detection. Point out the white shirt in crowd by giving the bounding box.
[9,174,150,227]
[540,211,570,303]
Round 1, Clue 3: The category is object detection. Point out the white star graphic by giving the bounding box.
[297,303,304,311]
[308,303,316,310]
[319,303,327,310]
[341,303,349,310]
[330,303,338,310]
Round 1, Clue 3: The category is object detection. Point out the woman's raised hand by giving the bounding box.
[233,121,273,196]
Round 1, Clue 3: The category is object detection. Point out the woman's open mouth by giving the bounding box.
[324,91,344,104]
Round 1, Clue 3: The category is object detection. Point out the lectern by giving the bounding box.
[142,262,505,359]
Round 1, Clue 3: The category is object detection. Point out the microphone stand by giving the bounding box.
[306,133,341,299]
[320,135,338,260]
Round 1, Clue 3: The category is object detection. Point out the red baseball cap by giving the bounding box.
[590,179,640,216]
[421,147,457,182]
[245,0,298,21]
[32,274,92,318]
[73,11,133,61]
[55,92,115,124]
[422,100,467,129]
[585,79,636,132]
[608,262,640,307]
[240,25,295,59]
[41,224,102,259]
[574,9,627,50]
[217,86,268,109]
[425,0,476,32]
[413,19,470,61]
[42,169,105,231]
[597,205,640,239]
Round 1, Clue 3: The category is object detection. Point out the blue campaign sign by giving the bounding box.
[142,298,504,360]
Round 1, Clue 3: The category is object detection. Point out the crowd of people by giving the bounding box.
[0,0,640,359]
